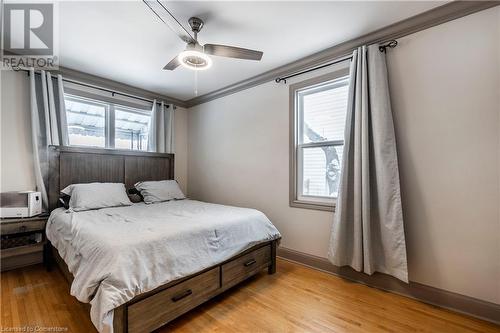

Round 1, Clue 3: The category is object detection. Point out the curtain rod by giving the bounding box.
[275,40,398,84]
[22,69,171,108]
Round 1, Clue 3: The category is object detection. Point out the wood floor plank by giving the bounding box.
[0,259,498,333]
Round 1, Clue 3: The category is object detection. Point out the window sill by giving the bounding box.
[49,145,171,157]
[289,199,335,212]
[67,145,147,153]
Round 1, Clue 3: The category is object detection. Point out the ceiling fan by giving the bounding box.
[143,0,263,71]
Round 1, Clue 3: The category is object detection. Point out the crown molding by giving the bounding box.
[56,66,189,108]
[184,1,500,108]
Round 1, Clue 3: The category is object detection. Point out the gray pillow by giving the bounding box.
[61,183,132,211]
[134,180,185,204]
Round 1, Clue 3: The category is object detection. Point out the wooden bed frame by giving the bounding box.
[46,145,279,333]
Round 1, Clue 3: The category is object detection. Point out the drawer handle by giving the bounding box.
[171,289,192,302]
[19,226,27,232]
[244,259,257,267]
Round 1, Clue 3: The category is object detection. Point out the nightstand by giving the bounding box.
[1,214,49,271]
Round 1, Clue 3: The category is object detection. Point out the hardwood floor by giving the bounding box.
[1,259,499,333]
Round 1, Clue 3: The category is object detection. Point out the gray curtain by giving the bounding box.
[147,100,175,153]
[328,45,408,282]
[29,69,69,211]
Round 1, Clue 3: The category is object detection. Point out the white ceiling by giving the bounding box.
[59,1,445,101]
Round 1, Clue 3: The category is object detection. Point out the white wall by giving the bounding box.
[387,7,500,304]
[173,107,188,193]
[188,7,500,304]
[0,70,189,193]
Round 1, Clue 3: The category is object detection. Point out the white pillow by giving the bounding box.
[135,180,185,204]
[61,183,132,212]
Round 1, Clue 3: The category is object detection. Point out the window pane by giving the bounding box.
[114,107,150,151]
[300,78,349,144]
[301,145,343,198]
[65,97,106,147]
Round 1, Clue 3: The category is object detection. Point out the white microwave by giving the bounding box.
[0,191,42,218]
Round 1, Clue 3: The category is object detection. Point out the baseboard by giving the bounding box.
[277,247,500,325]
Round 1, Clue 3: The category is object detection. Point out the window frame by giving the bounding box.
[64,92,152,151]
[289,68,350,211]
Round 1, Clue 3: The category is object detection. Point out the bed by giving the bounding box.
[45,146,281,333]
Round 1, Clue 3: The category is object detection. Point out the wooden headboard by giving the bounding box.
[48,145,174,210]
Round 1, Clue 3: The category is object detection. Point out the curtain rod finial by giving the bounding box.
[379,40,398,53]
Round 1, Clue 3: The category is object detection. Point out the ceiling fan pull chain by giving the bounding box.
[194,71,198,96]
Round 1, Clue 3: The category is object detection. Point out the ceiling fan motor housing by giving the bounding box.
[188,17,204,34]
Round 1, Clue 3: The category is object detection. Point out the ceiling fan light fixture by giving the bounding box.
[178,50,212,70]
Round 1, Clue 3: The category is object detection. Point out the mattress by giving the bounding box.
[46,199,281,333]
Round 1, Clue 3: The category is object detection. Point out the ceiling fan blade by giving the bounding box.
[143,0,195,44]
[163,55,181,70]
[204,44,263,61]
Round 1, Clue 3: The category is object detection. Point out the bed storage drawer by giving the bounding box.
[222,244,271,289]
[127,267,220,333]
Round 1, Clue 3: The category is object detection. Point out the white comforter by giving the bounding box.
[46,200,281,333]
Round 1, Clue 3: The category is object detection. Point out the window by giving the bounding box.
[114,107,149,150]
[65,94,151,150]
[290,69,350,211]
[66,96,107,147]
